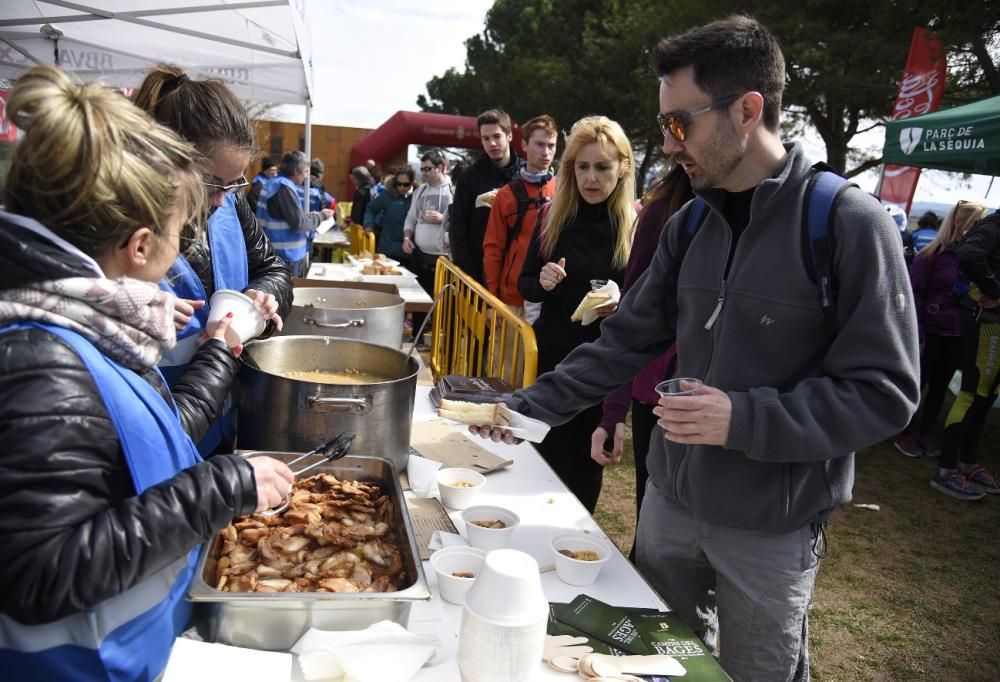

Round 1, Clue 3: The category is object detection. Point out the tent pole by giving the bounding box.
[987,176,994,199]
[303,94,312,210]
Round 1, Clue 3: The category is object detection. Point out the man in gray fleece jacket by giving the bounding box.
[474,16,919,682]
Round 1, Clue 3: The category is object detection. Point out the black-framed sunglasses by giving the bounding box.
[656,94,743,142]
[204,175,249,195]
[395,181,413,188]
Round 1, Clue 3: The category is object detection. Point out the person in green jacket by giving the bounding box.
[364,166,414,262]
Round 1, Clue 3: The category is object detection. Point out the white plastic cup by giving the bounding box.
[435,468,486,510]
[463,549,547,627]
[429,546,486,605]
[551,534,611,586]
[654,377,703,398]
[459,549,548,682]
[207,289,266,346]
[461,506,519,552]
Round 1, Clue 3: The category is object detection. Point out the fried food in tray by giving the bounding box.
[214,472,406,594]
[361,262,403,276]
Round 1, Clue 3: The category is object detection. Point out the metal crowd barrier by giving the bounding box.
[344,224,376,256]
[430,256,538,389]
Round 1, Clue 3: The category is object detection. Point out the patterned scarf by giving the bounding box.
[520,167,554,186]
[0,277,176,372]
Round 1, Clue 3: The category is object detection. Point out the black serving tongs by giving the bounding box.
[259,432,355,516]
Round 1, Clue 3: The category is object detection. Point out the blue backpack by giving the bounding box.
[683,163,853,329]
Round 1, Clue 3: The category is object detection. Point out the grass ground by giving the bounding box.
[593,402,1000,681]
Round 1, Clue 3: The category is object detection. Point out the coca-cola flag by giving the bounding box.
[0,90,17,142]
[878,28,946,213]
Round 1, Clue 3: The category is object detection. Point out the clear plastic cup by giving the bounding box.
[589,279,609,291]
[654,378,702,398]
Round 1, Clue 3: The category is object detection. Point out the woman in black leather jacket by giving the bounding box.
[0,66,294,681]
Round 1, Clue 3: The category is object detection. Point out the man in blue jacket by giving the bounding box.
[474,16,919,681]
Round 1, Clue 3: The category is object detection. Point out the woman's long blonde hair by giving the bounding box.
[541,116,636,269]
[3,65,205,258]
[918,200,988,259]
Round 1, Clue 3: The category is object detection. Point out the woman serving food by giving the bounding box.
[0,65,293,681]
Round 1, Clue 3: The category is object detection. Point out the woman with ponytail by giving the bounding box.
[0,65,294,681]
[133,64,292,453]
[517,115,637,512]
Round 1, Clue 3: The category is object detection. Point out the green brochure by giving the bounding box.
[549,595,731,681]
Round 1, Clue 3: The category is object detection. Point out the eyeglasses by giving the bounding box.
[420,166,435,173]
[656,94,743,142]
[395,181,412,188]
[204,175,249,195]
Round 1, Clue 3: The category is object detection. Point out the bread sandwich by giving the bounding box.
[570,291,612,322]
[438,399,512,426]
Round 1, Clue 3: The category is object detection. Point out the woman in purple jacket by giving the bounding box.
[895,200,988,458]
[591,164,692,559]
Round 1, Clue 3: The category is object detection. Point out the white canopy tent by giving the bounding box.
[0,0,316,200]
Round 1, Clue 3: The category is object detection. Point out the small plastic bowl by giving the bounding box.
[429,546,486,605]
[461,505,520,552]
[435,468,486,509]
[551,534,611,586]
[207,289,266,345]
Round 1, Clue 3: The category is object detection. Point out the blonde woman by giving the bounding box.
[517,115,636,512]
[895,200,988,464]
[0,66,293,679]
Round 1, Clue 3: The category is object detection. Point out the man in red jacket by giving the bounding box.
[482,114,559,319]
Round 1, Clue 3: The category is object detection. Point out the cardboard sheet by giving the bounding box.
[409,420,513,474]
[404,493,458,560]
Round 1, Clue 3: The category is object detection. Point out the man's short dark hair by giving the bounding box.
[261,156,276,171]
[521,114,558,142]
[310,158,325,177]
[477,108,512,135]
[650,15,785,131]
[280,150,309,175]
[421,149,446,167]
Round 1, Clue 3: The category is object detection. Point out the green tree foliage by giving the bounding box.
[419,0,998,187]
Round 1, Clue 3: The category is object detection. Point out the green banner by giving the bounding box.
[883,95,1000,175]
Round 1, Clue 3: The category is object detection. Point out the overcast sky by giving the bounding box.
[279,0,997,210]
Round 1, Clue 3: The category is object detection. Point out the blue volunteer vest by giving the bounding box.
[258,175,309,264]
[159,193,248,454]
[0,322,203,682]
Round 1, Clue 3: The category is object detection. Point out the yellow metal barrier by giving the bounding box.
[430,257,538,389]
[344,224,376,256]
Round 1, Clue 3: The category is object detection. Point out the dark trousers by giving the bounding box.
[409,247,441,339]
[906,333,962,436]
[940,318,1000,469]
[628,399,657,562]
[534,349,604,513]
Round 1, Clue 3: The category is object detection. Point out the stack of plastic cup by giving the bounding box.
[458,549,548,682]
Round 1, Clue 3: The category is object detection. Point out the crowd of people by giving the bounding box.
[0,11,996,682]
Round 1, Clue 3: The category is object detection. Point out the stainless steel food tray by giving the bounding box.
[188,453,430,650]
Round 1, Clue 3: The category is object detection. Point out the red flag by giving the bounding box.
[878,28,946,213]
[0,90,17,142]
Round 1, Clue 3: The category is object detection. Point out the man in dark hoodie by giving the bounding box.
[472,17,919,681]
[449,108,520,284]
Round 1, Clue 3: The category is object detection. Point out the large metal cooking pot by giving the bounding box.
[280,287,405,348]
[236,336,419,471]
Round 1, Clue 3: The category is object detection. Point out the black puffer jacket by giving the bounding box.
[185,191,293,335]
[449,152,520,283]
[0,216,258,625]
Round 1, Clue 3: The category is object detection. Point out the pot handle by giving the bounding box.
[307,395,372,414]
[303,316,365,329]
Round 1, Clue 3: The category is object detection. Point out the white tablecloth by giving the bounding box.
[407,386,666,680]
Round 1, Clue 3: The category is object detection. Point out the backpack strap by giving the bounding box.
[802,162,853,329]
[506,178,551,249]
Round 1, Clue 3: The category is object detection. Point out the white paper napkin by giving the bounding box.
[292,621,439,682]
[163,638,292,682]
[407,454,442,498]
[315,217,336,234]
[581,280,621,326]
[428,530,468,551]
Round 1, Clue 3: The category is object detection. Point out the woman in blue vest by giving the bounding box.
[133,64,293,454]
[0,65,295,682]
